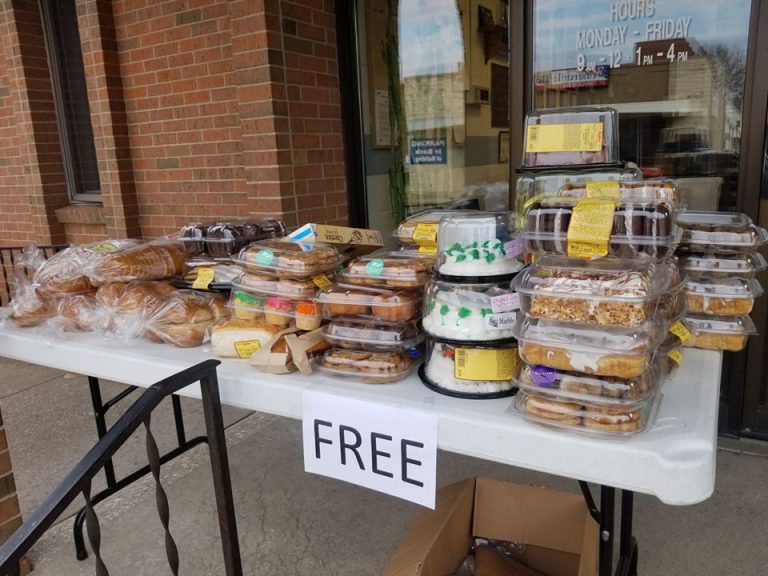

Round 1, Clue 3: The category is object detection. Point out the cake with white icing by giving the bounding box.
[421,279,517,341]
[436,212,523,278]
[424,341,515,394]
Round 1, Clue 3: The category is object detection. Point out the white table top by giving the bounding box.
[0,324,720,505]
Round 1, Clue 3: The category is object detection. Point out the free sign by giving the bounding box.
[302,390,438,508]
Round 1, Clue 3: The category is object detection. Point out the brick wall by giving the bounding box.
[0,0,348,245]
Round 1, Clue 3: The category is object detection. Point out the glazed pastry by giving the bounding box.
[523,395,582,426]
[681,315,756,352]
[238,239,340,278]
[370,293,419,322]
[319,349,417,383]
[343,254,432,288]
[583,404,642,432]
[520,342,648,379]
[517,364,655,402]
[319,287,372,316]
[684,278,760,316]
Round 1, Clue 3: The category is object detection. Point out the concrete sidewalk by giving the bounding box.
[1,357,767,575]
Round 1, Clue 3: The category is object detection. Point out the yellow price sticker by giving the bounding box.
[586,181,621,199]
[526,122,604,153]
[192,267,215,290]
[667,349,683,366]
[669,321,692,344]
[89,242,120,254]
[312,274,333,290]
[235,340,261,359]
[454,348,517,381]
[567,199,615,259]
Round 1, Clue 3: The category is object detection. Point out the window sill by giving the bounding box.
[55,204,105,225]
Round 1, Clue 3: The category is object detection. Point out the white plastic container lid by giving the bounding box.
[685,278,763,300]
[677,211,768,251]
[680,253,768,276]
[324,321,424,351]
[235,239,343,278]
[684,314,757,336]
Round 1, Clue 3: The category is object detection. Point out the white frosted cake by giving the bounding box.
[425,341,515,394]
[436,212,523,278]
[421,282,517,341]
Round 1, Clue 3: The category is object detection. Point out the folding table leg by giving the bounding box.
[599,486,615,576]
[615,490,638,576]
[74,377,208,561]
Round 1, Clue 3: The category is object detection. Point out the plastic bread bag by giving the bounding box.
[143,290,226,347]
[88,240,187,286]
[34,239,139,299]
[107,280,178,340]
[7,284,54,328]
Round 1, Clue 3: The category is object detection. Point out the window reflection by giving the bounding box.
[533,0,751,211]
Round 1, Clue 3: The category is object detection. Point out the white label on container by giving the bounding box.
[303,390,438,508]
[484,312,518,331]
[490,293,520,313]
[504,238,524,259]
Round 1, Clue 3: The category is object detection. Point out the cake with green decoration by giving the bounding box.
[436,212,523,278]
[421,279,517,341]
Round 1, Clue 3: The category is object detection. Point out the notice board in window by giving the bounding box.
[491,63,509,129]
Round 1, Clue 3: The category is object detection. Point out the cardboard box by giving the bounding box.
[385,478,597,576]
[288,223,384,259]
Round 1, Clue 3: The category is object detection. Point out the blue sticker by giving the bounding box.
[366,259,385,276]
[255,249,274,266]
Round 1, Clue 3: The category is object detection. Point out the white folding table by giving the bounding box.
[0,324,721,575]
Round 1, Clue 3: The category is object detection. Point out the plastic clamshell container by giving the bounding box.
[317,284,422,323]
[324,320,424,352]
[515,360,663,407]
[235,239,343,278]
[394,210,465,244]
[680,252,768,279]
[234,271,331,299]
[677,211,768,253]
[316,349,421,383]
[423,339,518,396]
[421,277,517,341]
[682,314,757,352]
[558,179,680,205]
[436,212,524,278]
[522,107,619,169]
[228,286,323,330]
[523,198,678,259]
[514,256,671,328]
[514,163,642,223]
[177,218,286,258]
[514,317,662,379]
[684,278,763,316]
[341,252,433,288]
[513,390,658,436]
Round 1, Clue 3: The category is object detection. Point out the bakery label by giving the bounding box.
[454,348,517,381]
[669,321,692,344]
[413,223,438,255]
[490,293,520,314]
[254,249,274,266]
[312,274,333,290]
[525,122,603,153]
[366,259,385,276]
[567,198,615,259]
[667,349,683,366]
[586,181,621,199]
[484,312,517,331]
[303,390,438,508]
[504,237,524,259]
[235,340,261,359]
[192,267,215,290]
[531,365,557,387]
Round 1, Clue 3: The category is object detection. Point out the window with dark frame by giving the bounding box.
[39,0,101,203]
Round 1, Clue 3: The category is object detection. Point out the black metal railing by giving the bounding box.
[0,360,243,576]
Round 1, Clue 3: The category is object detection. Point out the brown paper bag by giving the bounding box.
[248,326,300,374]
[284,327,329,375]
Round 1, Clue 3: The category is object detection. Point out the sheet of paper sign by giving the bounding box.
[303,390,438,508]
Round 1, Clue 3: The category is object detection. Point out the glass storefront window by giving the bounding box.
[358,0,511,242]
[532,0,752,211]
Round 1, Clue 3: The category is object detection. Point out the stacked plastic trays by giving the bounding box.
[219,239,343,358]
[313,251,434,383]
[418,212,525,398]
[511,107,685,436]
[174,219,286,292]
[677,212,768,352]
[514,107,641,227]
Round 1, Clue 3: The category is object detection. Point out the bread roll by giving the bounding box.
[90,242,186,285]
[144,291,217,347]
[95,283,128,309]
[10,290,53,327]
[211,319,282,358]
[56,293,105,332]
[34,247,94,298]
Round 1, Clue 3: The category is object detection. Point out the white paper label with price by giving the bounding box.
[302,390,438,508]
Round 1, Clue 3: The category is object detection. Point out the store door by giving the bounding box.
[519,0,768,436]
